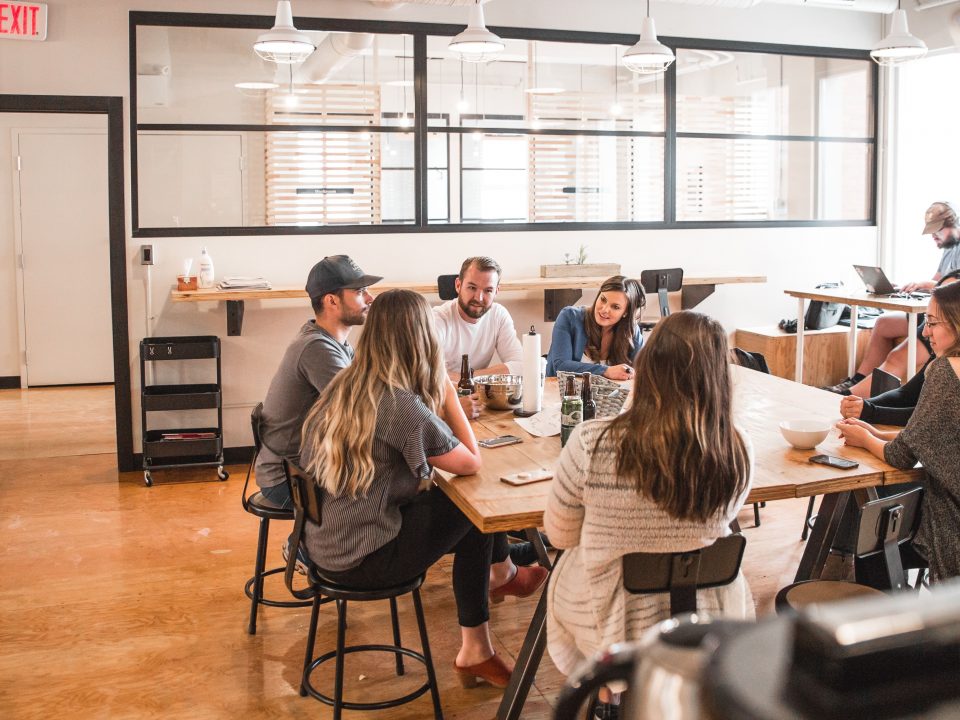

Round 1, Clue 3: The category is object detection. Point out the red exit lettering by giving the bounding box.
[0,2,45,40]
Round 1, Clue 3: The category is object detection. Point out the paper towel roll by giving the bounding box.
[521,326,543,414]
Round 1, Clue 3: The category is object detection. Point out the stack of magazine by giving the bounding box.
[217,276,271,290]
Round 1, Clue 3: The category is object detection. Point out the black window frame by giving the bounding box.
[129,11,877,238]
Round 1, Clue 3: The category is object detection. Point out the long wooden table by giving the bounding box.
[784,288,928,384]
[434,369,921,720]
[170,274,766,335]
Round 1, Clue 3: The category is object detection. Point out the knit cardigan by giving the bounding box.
[544,419,755,676]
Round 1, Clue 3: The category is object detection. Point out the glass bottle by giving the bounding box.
[581,372,596,422]
[457,354,475,396]
[561,375,583,447]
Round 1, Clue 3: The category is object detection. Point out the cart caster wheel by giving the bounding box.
[217,466,229,481]
[144,471,153,487]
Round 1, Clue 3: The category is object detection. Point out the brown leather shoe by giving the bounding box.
[453,652,514,688]
[490,565,548,604]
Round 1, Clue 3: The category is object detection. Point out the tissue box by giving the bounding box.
[177,275,198,291]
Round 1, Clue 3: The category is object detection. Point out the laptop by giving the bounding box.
[854,265,899,295]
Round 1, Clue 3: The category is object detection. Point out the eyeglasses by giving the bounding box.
[925,317,944,328]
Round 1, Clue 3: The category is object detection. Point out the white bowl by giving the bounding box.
[779,419,831,450]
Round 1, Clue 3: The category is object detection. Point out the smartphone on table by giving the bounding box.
[478,434,523,449]
[809,454,859,470]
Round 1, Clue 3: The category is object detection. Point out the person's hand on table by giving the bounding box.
[839,395,864,419]
[458,392,481,420]
[835,417,879,447]
[902,280,936,293]
[603,364,633,382]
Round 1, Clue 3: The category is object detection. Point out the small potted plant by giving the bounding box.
[540,244,621,278]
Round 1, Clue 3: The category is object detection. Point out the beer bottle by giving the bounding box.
[457,354,474,397]
[560,375,583,447]
[581,372,596,422]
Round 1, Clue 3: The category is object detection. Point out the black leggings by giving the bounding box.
[317,487,510,628]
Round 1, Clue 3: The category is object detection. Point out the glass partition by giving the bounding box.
[131,12,875,235]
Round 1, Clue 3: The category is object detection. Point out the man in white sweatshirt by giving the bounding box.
[432,256,523,419]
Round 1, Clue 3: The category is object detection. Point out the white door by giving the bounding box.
[14,130,113,386]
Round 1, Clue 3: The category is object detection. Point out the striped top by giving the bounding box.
[302,388,459,572]
[545,418,755,676]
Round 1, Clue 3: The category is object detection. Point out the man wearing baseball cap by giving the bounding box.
[255,256,382,523]
[826,201,960,396]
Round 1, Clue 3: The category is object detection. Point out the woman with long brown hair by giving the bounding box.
[545,275,645,381]
[544,311,755,709]
[837,279,960,581]
[297,289,546,688]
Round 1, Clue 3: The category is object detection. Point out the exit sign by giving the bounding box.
[0,2,46,41]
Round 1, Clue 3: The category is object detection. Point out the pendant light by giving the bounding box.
[623,0,674,75]
[870,3,927,67]
[448,0,504,64]
[254,1,316,65]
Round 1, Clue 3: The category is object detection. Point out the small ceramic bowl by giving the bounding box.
[779,419,831,450]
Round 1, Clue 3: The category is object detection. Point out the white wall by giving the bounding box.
[0,0,891,449]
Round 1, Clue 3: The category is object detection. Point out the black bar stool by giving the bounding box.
[242,403,311,635]
[284,459,443,720]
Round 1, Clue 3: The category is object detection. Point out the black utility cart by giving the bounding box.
[140,335,228,486]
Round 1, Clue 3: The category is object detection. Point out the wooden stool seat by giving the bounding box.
[775,579,885,612]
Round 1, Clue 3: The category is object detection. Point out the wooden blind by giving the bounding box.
[527,91,662,223]
[676,94,774,221]
[264,84,382,225]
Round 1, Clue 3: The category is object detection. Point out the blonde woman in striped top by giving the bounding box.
[545,311,755,702]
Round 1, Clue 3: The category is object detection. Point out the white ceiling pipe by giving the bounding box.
[300,32,374,84]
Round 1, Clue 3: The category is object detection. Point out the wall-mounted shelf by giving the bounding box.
[169,275,767,336]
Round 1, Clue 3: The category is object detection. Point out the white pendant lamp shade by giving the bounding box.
[448,2,504,64]
[871,9,927,66]
[254,1,316,65]
[623,17,674,75]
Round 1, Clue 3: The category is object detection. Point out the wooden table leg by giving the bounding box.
[794,491,849,582]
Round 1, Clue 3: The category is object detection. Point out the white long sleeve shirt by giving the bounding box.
[432,299,524,376]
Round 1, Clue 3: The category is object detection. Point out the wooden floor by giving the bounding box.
[0,385,814,719]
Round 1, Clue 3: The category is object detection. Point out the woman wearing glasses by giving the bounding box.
[837,279,960,581]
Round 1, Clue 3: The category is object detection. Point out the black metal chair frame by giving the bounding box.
[871,367,901,396]
[778,486,925,610]
[622,534,747,615]
[640,268,684,320]
[437,274,458,301]
[283,459,443,720]
[241,402,311,635]
[851,486,923,591]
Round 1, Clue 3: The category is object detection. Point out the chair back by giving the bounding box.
[640,268,683,318]
[871,367,901,396]
[854,486,923,591]
[437,274,458,301]
[242,402,265,510]
[282,458,324,598]
[731,347,770,375]
[622,534,746,616]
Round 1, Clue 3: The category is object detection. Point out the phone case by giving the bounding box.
[500,469,554,486]
[480,436,523,448]
[810,454,859,469]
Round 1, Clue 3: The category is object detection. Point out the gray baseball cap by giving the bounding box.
[305,255,382,300]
